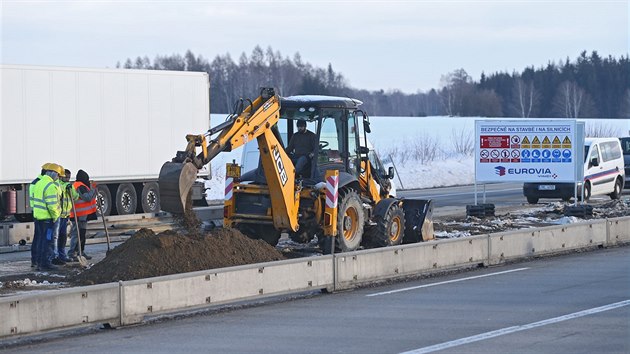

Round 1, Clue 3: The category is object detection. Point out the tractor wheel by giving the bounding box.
[366,203,405,247]
[335,189,364,252]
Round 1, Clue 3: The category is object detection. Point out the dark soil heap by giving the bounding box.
[73,227,285,285]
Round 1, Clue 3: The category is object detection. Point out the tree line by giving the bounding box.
[118,47,629,118]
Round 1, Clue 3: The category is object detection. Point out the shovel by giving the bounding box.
[70,196,89,267]
[96,195,112,254]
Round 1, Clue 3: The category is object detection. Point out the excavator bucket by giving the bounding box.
[402,199,434,243]
[158,161,199,214]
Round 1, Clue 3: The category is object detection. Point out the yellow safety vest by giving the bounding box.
[59,181,78,218]
[32,175,61,221]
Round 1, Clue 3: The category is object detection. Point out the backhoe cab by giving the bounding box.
[159,90,433,253]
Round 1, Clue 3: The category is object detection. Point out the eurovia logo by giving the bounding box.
[493,166,557,179]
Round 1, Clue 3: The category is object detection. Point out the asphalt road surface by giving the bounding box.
[4,246,628,353]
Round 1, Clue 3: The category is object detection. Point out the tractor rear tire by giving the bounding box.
[366,203,405,247]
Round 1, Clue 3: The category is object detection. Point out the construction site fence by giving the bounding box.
[1,216,629,339]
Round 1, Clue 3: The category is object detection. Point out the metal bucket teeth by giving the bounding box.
[158,162,198,214]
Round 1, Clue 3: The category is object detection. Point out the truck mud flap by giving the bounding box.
[401,198,434,243]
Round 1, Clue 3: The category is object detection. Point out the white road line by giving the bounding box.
[366,268,529,297]
[400,299,630,354]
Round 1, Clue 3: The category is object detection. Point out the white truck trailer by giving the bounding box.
[0,64,211,221]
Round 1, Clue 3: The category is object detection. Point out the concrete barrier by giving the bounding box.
[0,283,119,337]
[606,215,630,245]
[489,220,607,265]
[0,222,34,247]
[334,235,488,290]
[120,256,333,325]
[1,218,626,339]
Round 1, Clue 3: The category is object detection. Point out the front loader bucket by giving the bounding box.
[158,161,198,214]
[402,199,434,243]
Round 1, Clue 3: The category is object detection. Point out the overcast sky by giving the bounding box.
[1,0,628,93]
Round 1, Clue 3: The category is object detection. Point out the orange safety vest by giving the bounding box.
[69,181,97,217]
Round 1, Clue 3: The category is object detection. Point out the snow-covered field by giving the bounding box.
[204,115,629,201]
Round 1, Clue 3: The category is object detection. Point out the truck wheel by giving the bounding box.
[366,203,405,247]
[114,183,137,215]
[141,182,161,213]
[609,178,623,200]
[336,189,364,252]
[96,185,112,216]
[526,196,539,204]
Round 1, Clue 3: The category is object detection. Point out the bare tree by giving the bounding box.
[510,77,539,117]
[552,81,596,118]
[440,69,472,116]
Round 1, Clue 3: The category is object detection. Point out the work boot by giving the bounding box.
[52,257,66,265]
[82,253,92,260]
[38,264,58,271]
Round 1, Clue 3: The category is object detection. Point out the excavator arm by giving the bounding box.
[159,88,294,217]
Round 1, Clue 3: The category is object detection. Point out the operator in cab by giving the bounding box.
[286,120,318,178]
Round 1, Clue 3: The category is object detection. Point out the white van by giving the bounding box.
[523,137,625,203]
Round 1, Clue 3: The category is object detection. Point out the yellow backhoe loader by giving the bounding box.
[158,88,433,253]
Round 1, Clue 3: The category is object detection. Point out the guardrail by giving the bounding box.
[1,216,629,339]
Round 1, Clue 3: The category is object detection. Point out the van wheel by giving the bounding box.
[609,178,623,200]
[579,181,591,201]
[526,196,539,204]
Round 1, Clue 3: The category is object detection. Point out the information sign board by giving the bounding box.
[475,120,577,183]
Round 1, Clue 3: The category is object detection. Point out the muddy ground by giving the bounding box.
[434,198,630,238]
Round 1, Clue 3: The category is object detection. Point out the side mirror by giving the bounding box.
[590,157,599,167]
[388,167,395,179]
[363,120,371,134]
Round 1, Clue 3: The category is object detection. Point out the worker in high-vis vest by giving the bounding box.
[29,163,52,268]
[69,169,97,261]
[31,163,62,270]
[49,166,67,266]
[56,169,78,263]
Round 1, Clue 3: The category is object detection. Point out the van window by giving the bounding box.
[600,141,622,162]
[588,144,599,165]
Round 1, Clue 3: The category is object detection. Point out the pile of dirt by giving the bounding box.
[73,227,285,285]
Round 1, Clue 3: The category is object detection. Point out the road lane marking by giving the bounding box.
[366,268,529,297]
[400,299,630,354]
